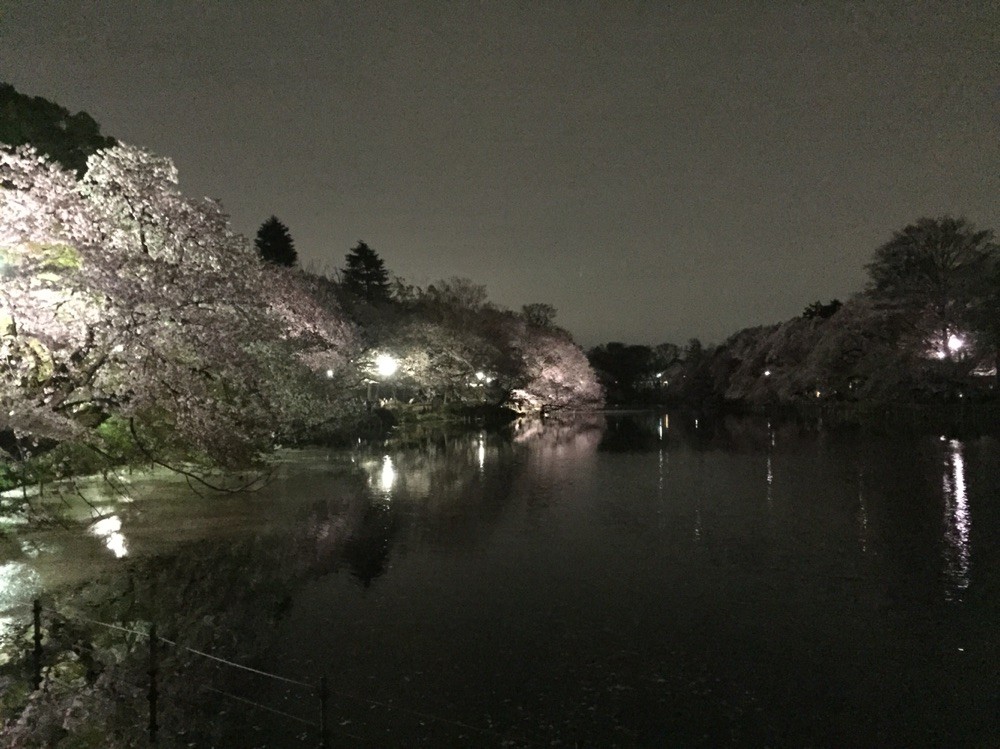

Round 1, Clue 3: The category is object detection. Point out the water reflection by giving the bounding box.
[857,467,869,554]
[0,560,40,638]
[4,414,1000,747]
[942,438,970,597]
[766,421,775,508]
[88,515,128,558]
[341,501,396,588]
[379,455,396,494]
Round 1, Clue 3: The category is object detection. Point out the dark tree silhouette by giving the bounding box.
[866,216,996,364]
[254,216,298,266]
[0,82,116,175]
[866,217,991,310]
[802,299,843,320]
[522,302,557,328]
[342,241,390,303]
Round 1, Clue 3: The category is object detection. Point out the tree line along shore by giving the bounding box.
[3,82,998,490]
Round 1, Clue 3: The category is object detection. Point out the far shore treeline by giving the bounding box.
[2,83,998,488]
[588,212,999,409]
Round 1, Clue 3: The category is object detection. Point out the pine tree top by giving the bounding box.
[255,216,298,267]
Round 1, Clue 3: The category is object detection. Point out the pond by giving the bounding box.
[2,412,999,747]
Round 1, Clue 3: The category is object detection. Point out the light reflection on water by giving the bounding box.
[942,438,970,597]
[378,455,396,495]
[857,466,869,554]
[2,413,998,746]
[88,515,129,558]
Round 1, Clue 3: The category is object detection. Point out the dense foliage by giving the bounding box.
[0,144,357,483]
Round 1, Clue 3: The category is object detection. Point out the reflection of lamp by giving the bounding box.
[379,455,396,493]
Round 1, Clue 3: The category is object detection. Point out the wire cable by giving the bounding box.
[201,685,318,728]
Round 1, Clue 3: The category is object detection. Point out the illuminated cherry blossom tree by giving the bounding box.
[1,144,354,476]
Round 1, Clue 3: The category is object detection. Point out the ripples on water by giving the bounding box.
[1,412,998,746]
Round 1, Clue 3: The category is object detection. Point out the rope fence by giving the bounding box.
[6,598,530,747]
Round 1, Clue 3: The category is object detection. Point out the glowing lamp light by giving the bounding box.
[375,354,398,377]
[947,334,964,352]
[764,369,772,377]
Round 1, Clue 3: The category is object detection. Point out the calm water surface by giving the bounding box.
[2,413,999,747]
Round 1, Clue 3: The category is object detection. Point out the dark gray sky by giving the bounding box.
[3,1,998,346]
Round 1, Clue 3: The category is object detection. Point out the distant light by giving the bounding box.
[475,371,486,381]
[656,372,663,379]
[815,389,822,398]
[947,334,964,352]
[764,369,772,377]
[375,354,398,377]
[325,369,334,379]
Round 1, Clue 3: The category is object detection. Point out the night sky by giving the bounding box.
[3,1,997,346]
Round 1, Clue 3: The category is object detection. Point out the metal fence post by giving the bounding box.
[32,599,42,691]
[148,623,159,745]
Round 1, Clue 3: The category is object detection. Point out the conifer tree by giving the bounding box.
[255,216,297,266]
[342,241,390,302]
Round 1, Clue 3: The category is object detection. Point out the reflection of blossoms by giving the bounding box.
[512,413,606,451]
[88,515,128,558]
